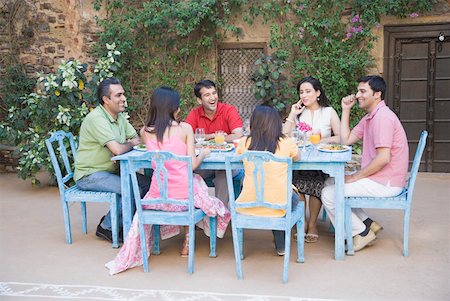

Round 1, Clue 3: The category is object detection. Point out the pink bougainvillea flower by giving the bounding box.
[346,32,353,39]
[410,12,419,18]
[351,14,360,23]
[297,121,312,132]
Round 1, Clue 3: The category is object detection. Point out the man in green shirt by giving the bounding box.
[74,77,150,243]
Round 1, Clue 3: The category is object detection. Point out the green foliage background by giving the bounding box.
[1,0,435,183]
[93,0,434,126]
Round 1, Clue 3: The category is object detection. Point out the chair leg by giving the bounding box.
[110,197,119,248]
[345,205,354,255]
[403,208,410,257]
[152,225,160,255]
[81,202,87,235]
[296,220,305,263]
[62,200,72,244]
[187,226,195,274]
[282,228,291,283]
[139,223,149,272]
[231,225,243,279]
[238,228,244,260]
[209,217,217,258]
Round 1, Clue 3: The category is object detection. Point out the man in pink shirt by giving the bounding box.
[322,75,409,252]
[185,80,244,204]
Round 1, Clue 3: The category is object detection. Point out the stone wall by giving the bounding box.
[0,0,104,78]
[2,0,449,80]
[0,0,104,172]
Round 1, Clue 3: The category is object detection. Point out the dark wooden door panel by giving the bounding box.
[385,23,450,172]
[434,39,450,172]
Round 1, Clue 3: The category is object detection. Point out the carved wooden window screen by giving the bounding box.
[218,44,266,120]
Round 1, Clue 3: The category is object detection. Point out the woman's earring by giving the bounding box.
[317,97,320,102]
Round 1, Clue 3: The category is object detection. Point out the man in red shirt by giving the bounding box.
[185,80,244,204]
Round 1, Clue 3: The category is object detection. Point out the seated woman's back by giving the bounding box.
[236,136,298,217]
[142,122,195,199]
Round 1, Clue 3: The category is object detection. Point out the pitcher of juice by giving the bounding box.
[214,130,226,144]
[309,129,321,146]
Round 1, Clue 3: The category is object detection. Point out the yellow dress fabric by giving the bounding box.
[236,137,298,217]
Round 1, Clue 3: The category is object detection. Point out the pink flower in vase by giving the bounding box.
[297,121,312,133]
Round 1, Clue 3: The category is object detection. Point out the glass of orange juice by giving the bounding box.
[214,130,226,145]
[309,129,321,148]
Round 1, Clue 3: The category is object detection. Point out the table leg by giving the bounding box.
[334,164,345,260]
[120,160,132,238]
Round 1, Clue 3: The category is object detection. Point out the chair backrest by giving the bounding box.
[406,130,428,201]
[128,151,195,217]
[225,151,293,218]
[45,130,77,196]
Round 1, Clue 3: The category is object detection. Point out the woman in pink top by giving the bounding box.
[106,87,231,275]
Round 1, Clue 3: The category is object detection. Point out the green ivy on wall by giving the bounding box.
[93,0,434,127]
[243,0,435,123]
[93,0,243,123]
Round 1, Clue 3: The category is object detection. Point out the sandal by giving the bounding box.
[305,233,319,243]
[180,234,189,257]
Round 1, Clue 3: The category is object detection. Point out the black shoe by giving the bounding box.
[96,216,123,243]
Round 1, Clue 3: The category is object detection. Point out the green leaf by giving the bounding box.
[259,89,266,98]
[258,66,265,76]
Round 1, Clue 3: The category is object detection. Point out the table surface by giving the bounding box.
[114,145,351,164]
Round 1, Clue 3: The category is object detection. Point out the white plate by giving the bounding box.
[133,145,147,151]
[318,144,350,153]
[204,143,234,152]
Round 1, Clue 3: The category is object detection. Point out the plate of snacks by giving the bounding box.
[318,144,350,153]
[204,142,234,152]
[133,144,147,151]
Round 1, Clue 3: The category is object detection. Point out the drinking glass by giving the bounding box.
[195,128,206,145]
[243,119,250,136]
[291,129,300,144]
[309,129,321,149]
[214,130,226,145]
[301,131,310,152]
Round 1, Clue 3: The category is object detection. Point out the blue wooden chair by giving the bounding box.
[345,130,428,256]
[45,130,120,248]
[225,151,305,283]
[128,151,217,274]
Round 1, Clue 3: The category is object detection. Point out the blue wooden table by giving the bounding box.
[112,145,351,260]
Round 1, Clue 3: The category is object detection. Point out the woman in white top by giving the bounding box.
[283,76,340,243]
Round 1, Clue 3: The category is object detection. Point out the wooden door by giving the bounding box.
[385,23,450,172]
[218,43,266,120]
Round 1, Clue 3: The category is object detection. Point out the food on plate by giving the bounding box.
[133,144,147,151]
[319,144,348,151]
[204,142,234,151]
